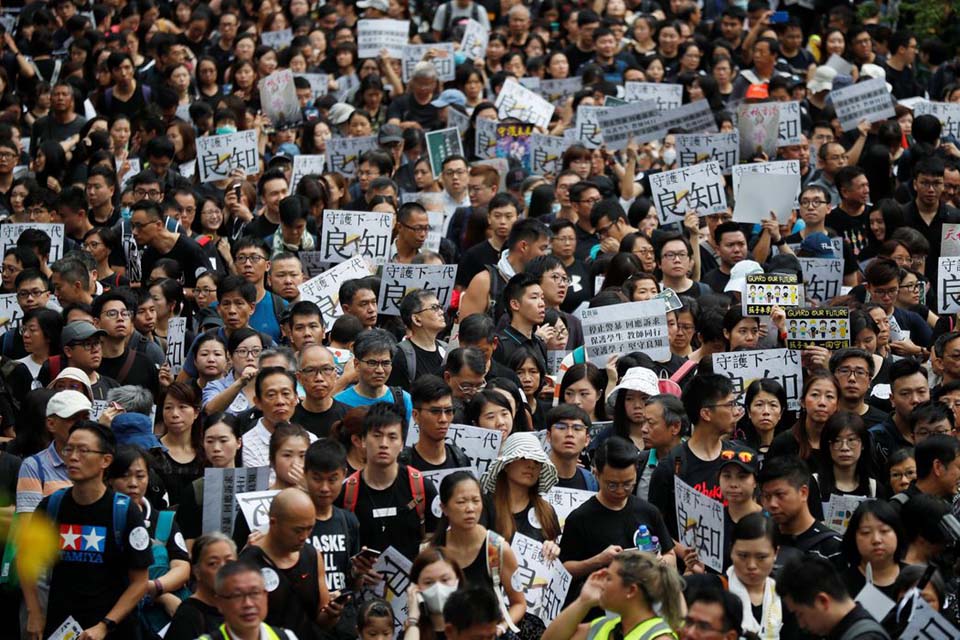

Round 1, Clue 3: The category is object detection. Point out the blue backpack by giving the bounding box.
[46,488,130,551]
[140,510,191,636]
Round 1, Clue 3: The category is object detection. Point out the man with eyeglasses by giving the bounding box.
[335,329,414,432]
[863,259,932,355]
[908,401,956,444]
[133,199,207,290]
[202,561,299,640]
[233,237,288,342]
[446,165,499,249]
[1,269,52,358]
[294,345,347,439]
[589,200,639,259]
[392,202,430,264]
[657,233,708,299]
[389,290,448,390]
[903,156,960,286]
[438,155,470,216]
[546,405,597,491]
[400,375,471,471]
[828,348,888,427]
[39,321,120,399]
[24,421,152,640]
[678,587,745,640]
[92,289,160,397]
[443,347,489,420]
[568,181,602,261]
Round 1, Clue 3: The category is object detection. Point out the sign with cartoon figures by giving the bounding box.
[785,307,850,350]
[742,273,802,316]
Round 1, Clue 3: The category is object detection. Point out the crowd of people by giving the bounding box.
[1,0,960,639]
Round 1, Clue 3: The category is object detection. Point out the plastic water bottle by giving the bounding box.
[650,536,662,557]
[634,525,656,552]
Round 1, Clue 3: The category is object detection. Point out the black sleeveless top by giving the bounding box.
[239,543,321,640]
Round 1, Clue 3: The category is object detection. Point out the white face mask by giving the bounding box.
[420,581,459,614]
[662,148,677,166]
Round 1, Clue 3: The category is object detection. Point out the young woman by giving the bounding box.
[509,348,549,431]
[430,471,526,631]
[850,309,889,386]
[842,500,905,600]
[167,120,197,169]
[456,65,486,113]
[17,308,62,388]
[190,336,228,406]
[768,370,840,467]
[165,532,237,640]
[166,63,193,107]
[109,445,192,634]
[560,363,609,423]
[175,413,243,544]
[726,512,783,638]
[149,278,186,354]
[815,412,879,503]
[203,328,263,416]
[734,379,788,459]
[607,367,657,453]
[331,407,368,475]
[886,448,916,494]
[193,196,232,276]
[155,382,204,509]
[897,267,937,328]
[404,547,465,640]
[466,389,517,444]
[717,452,763,569]
[108,114,132,155]
[723,307,761,351]
[228,59,258,102]
[195,56,223,107]
[82,227,128,290]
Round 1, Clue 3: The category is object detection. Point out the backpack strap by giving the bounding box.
[398,340,417,382]
[113,492,130,551]
[155,510,175,544]
[46,487,68,521]
[343,471,361,512]
[270,292,285,327]
[891,492,910,505]
[670,359,697,383]
[48,355,62,381]
[407,467,426,529]
[116,347,138,384]
[579,467,599,492]
[390,386,407,428]
[838,618,889,640]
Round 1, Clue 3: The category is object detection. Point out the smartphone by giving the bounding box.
[770,11,789,24]
[233,184,242,200]
[352,548,382,562]
[334,590,353,604]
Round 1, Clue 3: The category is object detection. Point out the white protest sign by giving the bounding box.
[423,210,445,252]
[938,257,960,313]
[319,210,393,265]
[659,99,718,134]
[367,546,413,635]
[196,130,259,183]
[165,317,187,376]
[202,467,271,534]
[460,19,488,61]
[624,82,682,109]
[510,533,573,626]
[800,257,845,303]
[495,78,555,129]
[325,135,378,179]
[649,162,727,224]
[914,101,960,139]
[49,616,84,640]
[544,487,594,529]
[596,100,665,149]
[539,78,583,104]
[294,72,329,100]
[298,255,375,328]
[711,349,804,411]
[378,263,458,316]
[405,423,502,478]
[236,489,280,533]
[474,118,499,159]
[676,132,740,175]
[260,28,293,51]
[357,19,409,59]
[944,224,960,257]
[574,105,604,149]
[777,101,802,146]
[298,251,329,278]
[290,154,326,192]
[855,581,895,625]
[674,476,724,573]
[732,160,801,207]
[823,493,868,533]
[579,299,669,364]
[530,133,567,177]
[732,172,800,224]
[830,78,895,131]
[0,294,23,331]
[899,596,959,639]
[258,69,302,126]
[824,53,853,76]
[737,102,780,160]
[402,43,456,82]
[334,73,359,102]
[0,222,65,261]
[447,106,471,134]
[421,467,476,494]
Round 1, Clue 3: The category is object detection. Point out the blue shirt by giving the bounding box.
[335,385,413,428]
[249,291,286,342]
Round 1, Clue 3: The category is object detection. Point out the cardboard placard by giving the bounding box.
[785,307,850,350]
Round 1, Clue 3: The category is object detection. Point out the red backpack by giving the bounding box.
[342,467,427,533]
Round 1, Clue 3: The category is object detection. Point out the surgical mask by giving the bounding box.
[454,51,467,66]
[551,202,562,216]
[215,125,238,135]
[524,191,533,208]
[121,207,132,221]
[420,581,458,614]
[662,148,677,166]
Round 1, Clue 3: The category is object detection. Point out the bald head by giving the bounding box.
[269,487,316,521]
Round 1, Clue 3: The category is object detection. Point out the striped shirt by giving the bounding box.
[16,442,71,513]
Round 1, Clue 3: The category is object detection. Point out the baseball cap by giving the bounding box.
[327,102,355,126]
[62,321,106,346]
[718,448,758,476]
[431,89,467,109]
[46,390,93,419]
[724,260,764,293]
[799,232,836,258]
[378,123,403,146]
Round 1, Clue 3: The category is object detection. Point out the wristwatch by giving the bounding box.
[101,617,117,633]
[773,237,787,246]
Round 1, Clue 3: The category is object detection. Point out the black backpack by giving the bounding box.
[440,1,482,39]
[0,357,23,429]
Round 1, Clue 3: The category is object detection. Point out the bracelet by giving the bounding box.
[773,237,787,246]
[154,579,164,595]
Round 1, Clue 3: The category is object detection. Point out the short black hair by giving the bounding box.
[361,402,404,436]
[909,400,955,434]
[444,347,486,376]
[458,314,496,346]
[254,366,296,399]
[915,434,960,479]
[506,217,549,251]
[889,357,927,391]
[594,436,638,473]
[217,274,257,304]
[443,586,501,631]
[713,221,743,246]
[304,438,347,474]
[683,374,735,426]
[757,454,810,490]
[68,420,117,457]
[502,272,540,319]
[776,555,850,605]
[411,374,452,407]
[545,403,592,429]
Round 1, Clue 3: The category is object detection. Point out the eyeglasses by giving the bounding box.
[134,188,163,198]
[915,427,955,438]
[551,421,587,432]
[196,287,218,295]
[595,221,615,237]
[70,339,102,351]
[131,220,160,231]
[421,406,455,416]
[62,445,107,457]
[799,199,827,208]
[443,169,467,178]
[830,437,862,450]
[706,399,743,414]
[917,180,944,190]
[414,303,443,314]
[233,347,262,358]
[218,589,266,601]
[102,309,133,320]
[662,251,689,261]
[633,248,654,256]
[890,470,917,481]
[19,324,38,335]
[547,273,572,284]
[235,255,266,264]
[673,323,695,333]
[457,381,486,393]
[27,207,49,217]
[720,450,754,463]
[17,289,48,299]
[82,241,103,250]
[402,222,430,233]
[299,365,337,377]
[577,197,601,205]
[835,366,869,379]
[0,152,16,160]
[1,264,19,273]
[871,287,899,298]
[604,480,636,491]
[360,359,393,369]
[900,282,923,292]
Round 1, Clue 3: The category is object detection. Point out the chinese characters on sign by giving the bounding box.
[201,467,271,534]
[402,43,456,82]
[460,19,488,61]
[742,273,802,316]
[196,130,259,183]
[777,101,802,146]
[356,19,409,59]
[829,78,896,131]
[658,99,718,134]
[0,223,65,262]
[578,299,670,364]
[530,133,567,177]
[318,210,393,265]
[290,155,326,193]
[674,476,724,573]
[510,533,573,626]
[649,162,727,224]
[495,78,555,129]
[711,349,804,411]
[623,82,682,109]
[325,135,378,179]
[914,101,960,140]
[574,105,604,149]
[0,294,23,332]
[595,100,665,149]
[785,307,851,350]
[799,257,844,303]
[404,423,501,478]
[236,489,280,533]
[378,263,458,317]
[298,255,375,328]
[165,317,187,376]
[938,257,960,313]
[425,127,465,178]
[258,69,302,127]
[676,132,740,175]
[737,103,780,160]
[474,118,499,159]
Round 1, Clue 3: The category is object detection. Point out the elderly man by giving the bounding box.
[387,62,442,131]
[202,562,299,640]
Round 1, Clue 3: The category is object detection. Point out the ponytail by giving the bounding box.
[652,561,686,630]
[615,549,686,631]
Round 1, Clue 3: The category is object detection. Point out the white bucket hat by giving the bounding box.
[480,433,558,495]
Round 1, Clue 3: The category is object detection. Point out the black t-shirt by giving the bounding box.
[386,94,442,130]
[825,207,871,261]
[175,477,204,539]
[292,400,349,439]
[38,489,154,635]
[239,543,322,639]
[700,268,731,294]
[561,259,591,313]
[243,213,280,241]
[165,597,223,640]
[334,465,439,560]
[554,467,592,490]
[573,224,598,262]
[141,233,208,287]
[458,240,500,288]
[388,341,444,389]
[150,449,203,510]
[99,348,159,398]
[401,443,471,472]
[776,520,846,572]
[310,507,360,640]
[563,44,595,75]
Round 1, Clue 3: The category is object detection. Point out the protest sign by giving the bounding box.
[290,154,326,192]
[421,467,475,494]
[777,101,802,146]
[737,103,780,160]
[495,78,555,129]
[260,28,293,51]
[201,467,271,534]
[424,211,445,252]
[405,423,501,477]
[196,130,259,182]
[357,19,409,59]
[0,294,23,332]
[368,547,413,635]
[658,99,718,134]
[325,135,378,179]
[258,69,302,126]
[510,533,574,626]
[596,101,665,149]
[460,19,488,61]
[574,105,604,149]
[545,350,570,379]
[623,82,682,109]
[938,257,960,313]
[900,597,960,639]
[298,251,329,278]
[742,273,802,316]
[823,494,868,533]
[943,224,960,257]
[544,487,594,529]
[425,127,464,178]
[447,106,471,134]
[334,73,359,102]
[518,77,540,92]
[855,579,895,626]
[293,72,329,100]
[732,160,801,206]
[732,172,801,224]
[378,263,457,316]
[539,78,583,104]
[674,476,724,573]
[298,255,375,327]
[165,317,187,376]
[654,288,683,312]
[496,123,534,171]
[914,101,960,139]
[649,162,727,224]
[49,616,84,640]
[318,210,393,265]
[785,307,850,350]
[830,78,895,131]
[474,118,499,159]
[530,133,567,177]
[824,53,853,75]
[711,349,804,411]
[799,257,844,303]
[0,222,65,261]
[402,43,455,82]
[236,489,280,533]
[579,299,669,364]
[676,132,740,175]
